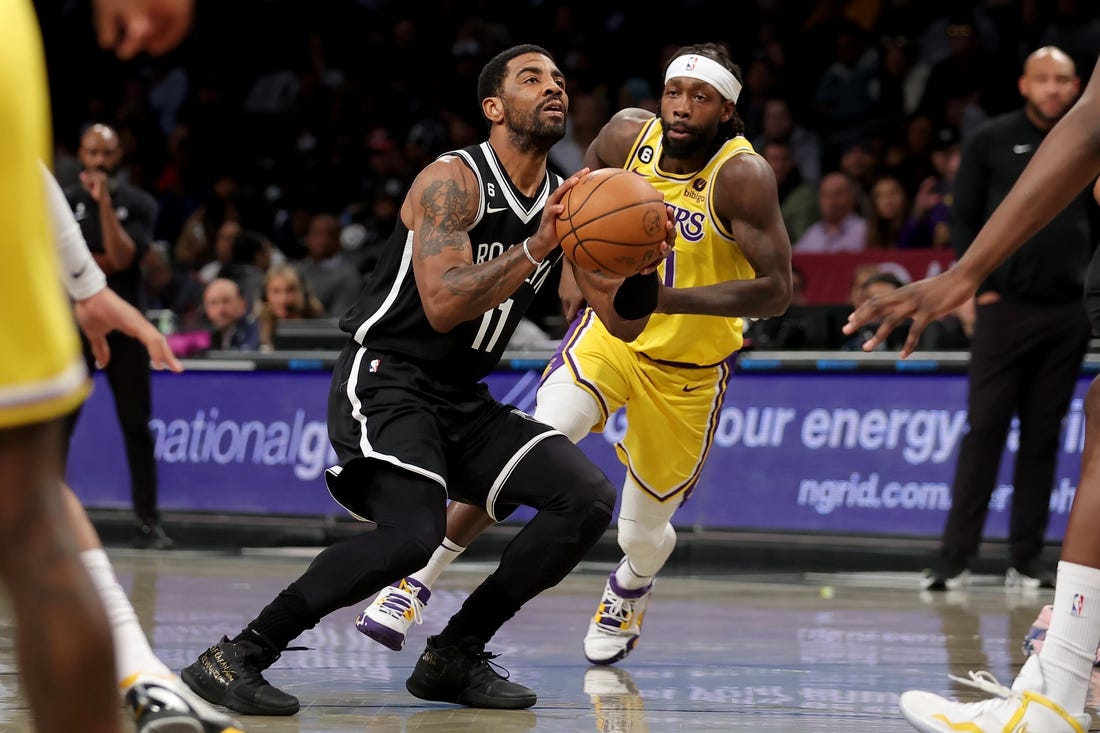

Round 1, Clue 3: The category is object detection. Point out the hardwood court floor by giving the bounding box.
[0,549,1095,732]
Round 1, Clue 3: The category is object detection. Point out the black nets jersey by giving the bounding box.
[65,181,158,307]
[338,142,564,384]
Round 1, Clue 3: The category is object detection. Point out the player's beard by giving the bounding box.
[504,103,566,154]
[659,119,714,159]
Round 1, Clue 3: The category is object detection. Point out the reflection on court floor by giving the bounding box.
[0,551,1092,732]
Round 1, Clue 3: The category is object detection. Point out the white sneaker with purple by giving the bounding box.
[583,569,652,665]
[355,577,431,651]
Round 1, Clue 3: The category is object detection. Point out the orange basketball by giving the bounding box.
[555,168,667,278]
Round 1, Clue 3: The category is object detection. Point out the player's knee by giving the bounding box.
[534,396,598,442]
[586,471,617,515]
[533,374,599,443]
[569,471,615,540]
[514,436,614,535]
[544,447,616,515]
[533,404,592,443]
[617,520,675,559]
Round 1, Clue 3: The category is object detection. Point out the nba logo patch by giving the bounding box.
[685,55,699,71]
[369,359,381,373]
[1073,594,1085,617]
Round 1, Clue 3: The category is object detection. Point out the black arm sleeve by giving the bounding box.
[612,272,659,320]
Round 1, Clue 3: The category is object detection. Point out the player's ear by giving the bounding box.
[482,96,504,124]
[721,101,735,124]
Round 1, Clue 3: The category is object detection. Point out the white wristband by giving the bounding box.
[521,237,543,266]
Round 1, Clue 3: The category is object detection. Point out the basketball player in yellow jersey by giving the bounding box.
[0,2,122,731]
[358,42,792,668]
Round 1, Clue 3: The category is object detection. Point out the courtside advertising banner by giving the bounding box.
[67,369,1088,539]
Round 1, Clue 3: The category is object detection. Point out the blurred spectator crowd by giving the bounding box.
[32,0,1100,353]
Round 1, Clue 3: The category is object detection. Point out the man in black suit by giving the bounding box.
[64,123,171,549]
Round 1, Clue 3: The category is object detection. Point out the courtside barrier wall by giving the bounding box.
[68,350,1098,540]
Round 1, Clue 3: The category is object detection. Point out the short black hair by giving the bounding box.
[664,42,744,137]
[476,44,555,106]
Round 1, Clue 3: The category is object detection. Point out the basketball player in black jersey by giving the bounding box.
[180,44,673,715]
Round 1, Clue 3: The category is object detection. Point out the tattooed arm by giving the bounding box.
[407,156,586,333]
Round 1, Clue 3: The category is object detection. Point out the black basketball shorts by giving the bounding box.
[327,343,560,521]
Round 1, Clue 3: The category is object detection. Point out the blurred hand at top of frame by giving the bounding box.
[92,0,195,59]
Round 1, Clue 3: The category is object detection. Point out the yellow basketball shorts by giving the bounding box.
[0,242,87,429]
[547,311,732,502]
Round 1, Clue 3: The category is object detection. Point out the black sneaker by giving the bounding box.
[406,635,537,710]
[920,556,969,592]
[921,568,969,591]
[181,635,299,716]
[133,523,175,550]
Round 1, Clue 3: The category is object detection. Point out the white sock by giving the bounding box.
[80,549,172,689]
[1030,560,1100,712]
[409,538,465,589]
[614,557,654,591]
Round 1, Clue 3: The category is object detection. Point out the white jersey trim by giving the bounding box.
[483,423,559,521]
[342,346,446,493]
[0,361,87,410]
[353,232,414,345]
[478,142,549,225]
[452,148,488,228]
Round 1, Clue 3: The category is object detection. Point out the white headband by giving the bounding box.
[664,54,741,103]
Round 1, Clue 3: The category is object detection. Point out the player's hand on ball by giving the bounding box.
[528,167,592,264]
[637,205,676,275]
[555,168,668,278]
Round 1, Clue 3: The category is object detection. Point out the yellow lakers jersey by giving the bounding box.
[597,116,757,366]
[0,0,88,428]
